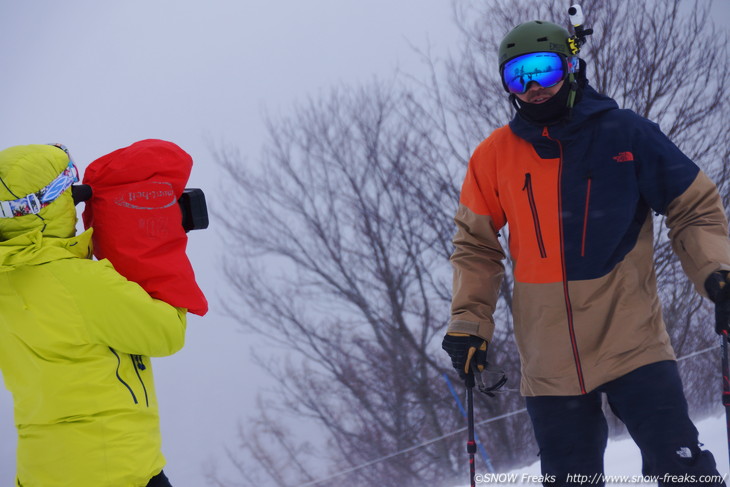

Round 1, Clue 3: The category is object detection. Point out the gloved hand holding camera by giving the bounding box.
[705,270,730,337]
[441,333,488,381]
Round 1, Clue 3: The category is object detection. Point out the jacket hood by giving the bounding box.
[0,145,78,240]
[0,228,92,272]
[509,83,619,144]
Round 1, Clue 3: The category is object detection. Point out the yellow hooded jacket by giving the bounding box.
[0,145,186,486]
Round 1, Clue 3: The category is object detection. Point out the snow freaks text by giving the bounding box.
[474,473,728,484]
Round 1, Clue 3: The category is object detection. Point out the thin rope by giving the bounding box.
[677,343,719,362]
[298,408,529,486]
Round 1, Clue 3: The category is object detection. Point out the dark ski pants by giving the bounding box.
[526,361,725,487]
[146,470,173,487]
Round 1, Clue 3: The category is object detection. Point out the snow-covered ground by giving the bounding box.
[452,411,729,486]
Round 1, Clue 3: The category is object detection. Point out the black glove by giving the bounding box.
[441,333,488,381]
[705,271,730,336]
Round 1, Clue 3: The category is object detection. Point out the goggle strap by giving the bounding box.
[0,162,78,218]
[0,201,12,218]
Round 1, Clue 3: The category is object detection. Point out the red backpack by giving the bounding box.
[82,139,208,316]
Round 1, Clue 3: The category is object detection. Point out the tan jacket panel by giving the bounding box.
[448,204,504,340]
[514,216,675,396]
[667,171,730,296]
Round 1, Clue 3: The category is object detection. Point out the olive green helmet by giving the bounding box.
[498,20,572,69]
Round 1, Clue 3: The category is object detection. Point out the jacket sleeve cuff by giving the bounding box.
[447,319,495,341]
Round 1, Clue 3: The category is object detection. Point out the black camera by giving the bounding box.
[179,188,209,232]
[72,185,209,233]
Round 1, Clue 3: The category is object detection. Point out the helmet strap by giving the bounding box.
[566,73,578,109]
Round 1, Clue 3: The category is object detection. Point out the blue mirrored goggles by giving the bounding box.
[502,52,569,94]
[0,144,79,218]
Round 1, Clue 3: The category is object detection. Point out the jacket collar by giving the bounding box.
[0,228,93,271]
[508,83,619,144]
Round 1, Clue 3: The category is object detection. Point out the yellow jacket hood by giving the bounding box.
[0,228,92,271]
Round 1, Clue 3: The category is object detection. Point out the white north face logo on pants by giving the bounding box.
[676,447,693,459]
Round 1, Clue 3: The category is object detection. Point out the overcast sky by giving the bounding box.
[1,1,728,486]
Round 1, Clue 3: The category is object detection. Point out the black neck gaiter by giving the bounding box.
[511,80,576,125]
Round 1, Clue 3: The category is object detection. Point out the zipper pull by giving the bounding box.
[522,173,531,191]
[134,355,146,370]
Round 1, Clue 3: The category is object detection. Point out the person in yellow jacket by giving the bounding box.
[0,144,187,487]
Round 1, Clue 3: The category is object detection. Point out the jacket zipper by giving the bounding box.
[581,176,592,257]
[522,173,548,258]
[109,347,138,404]
[132,355,150,407]
[542,127,587,394]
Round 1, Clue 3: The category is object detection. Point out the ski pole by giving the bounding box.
[721,329,730,471]
[466,368,477,487]
[442,373,494,471]
[707,273,730,469]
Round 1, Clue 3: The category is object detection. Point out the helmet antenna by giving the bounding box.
[567,4,594,55]
[566,5,594,110]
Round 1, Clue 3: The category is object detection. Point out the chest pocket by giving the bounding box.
[522,173,547,258]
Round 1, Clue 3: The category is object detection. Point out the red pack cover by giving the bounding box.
[82,139,208,316]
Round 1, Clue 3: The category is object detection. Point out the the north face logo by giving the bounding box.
[613,151,634,162]
[676,446,693,459]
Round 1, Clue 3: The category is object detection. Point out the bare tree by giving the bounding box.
[212,0,728,485]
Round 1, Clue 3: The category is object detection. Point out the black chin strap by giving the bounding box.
[566,73,579,110]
